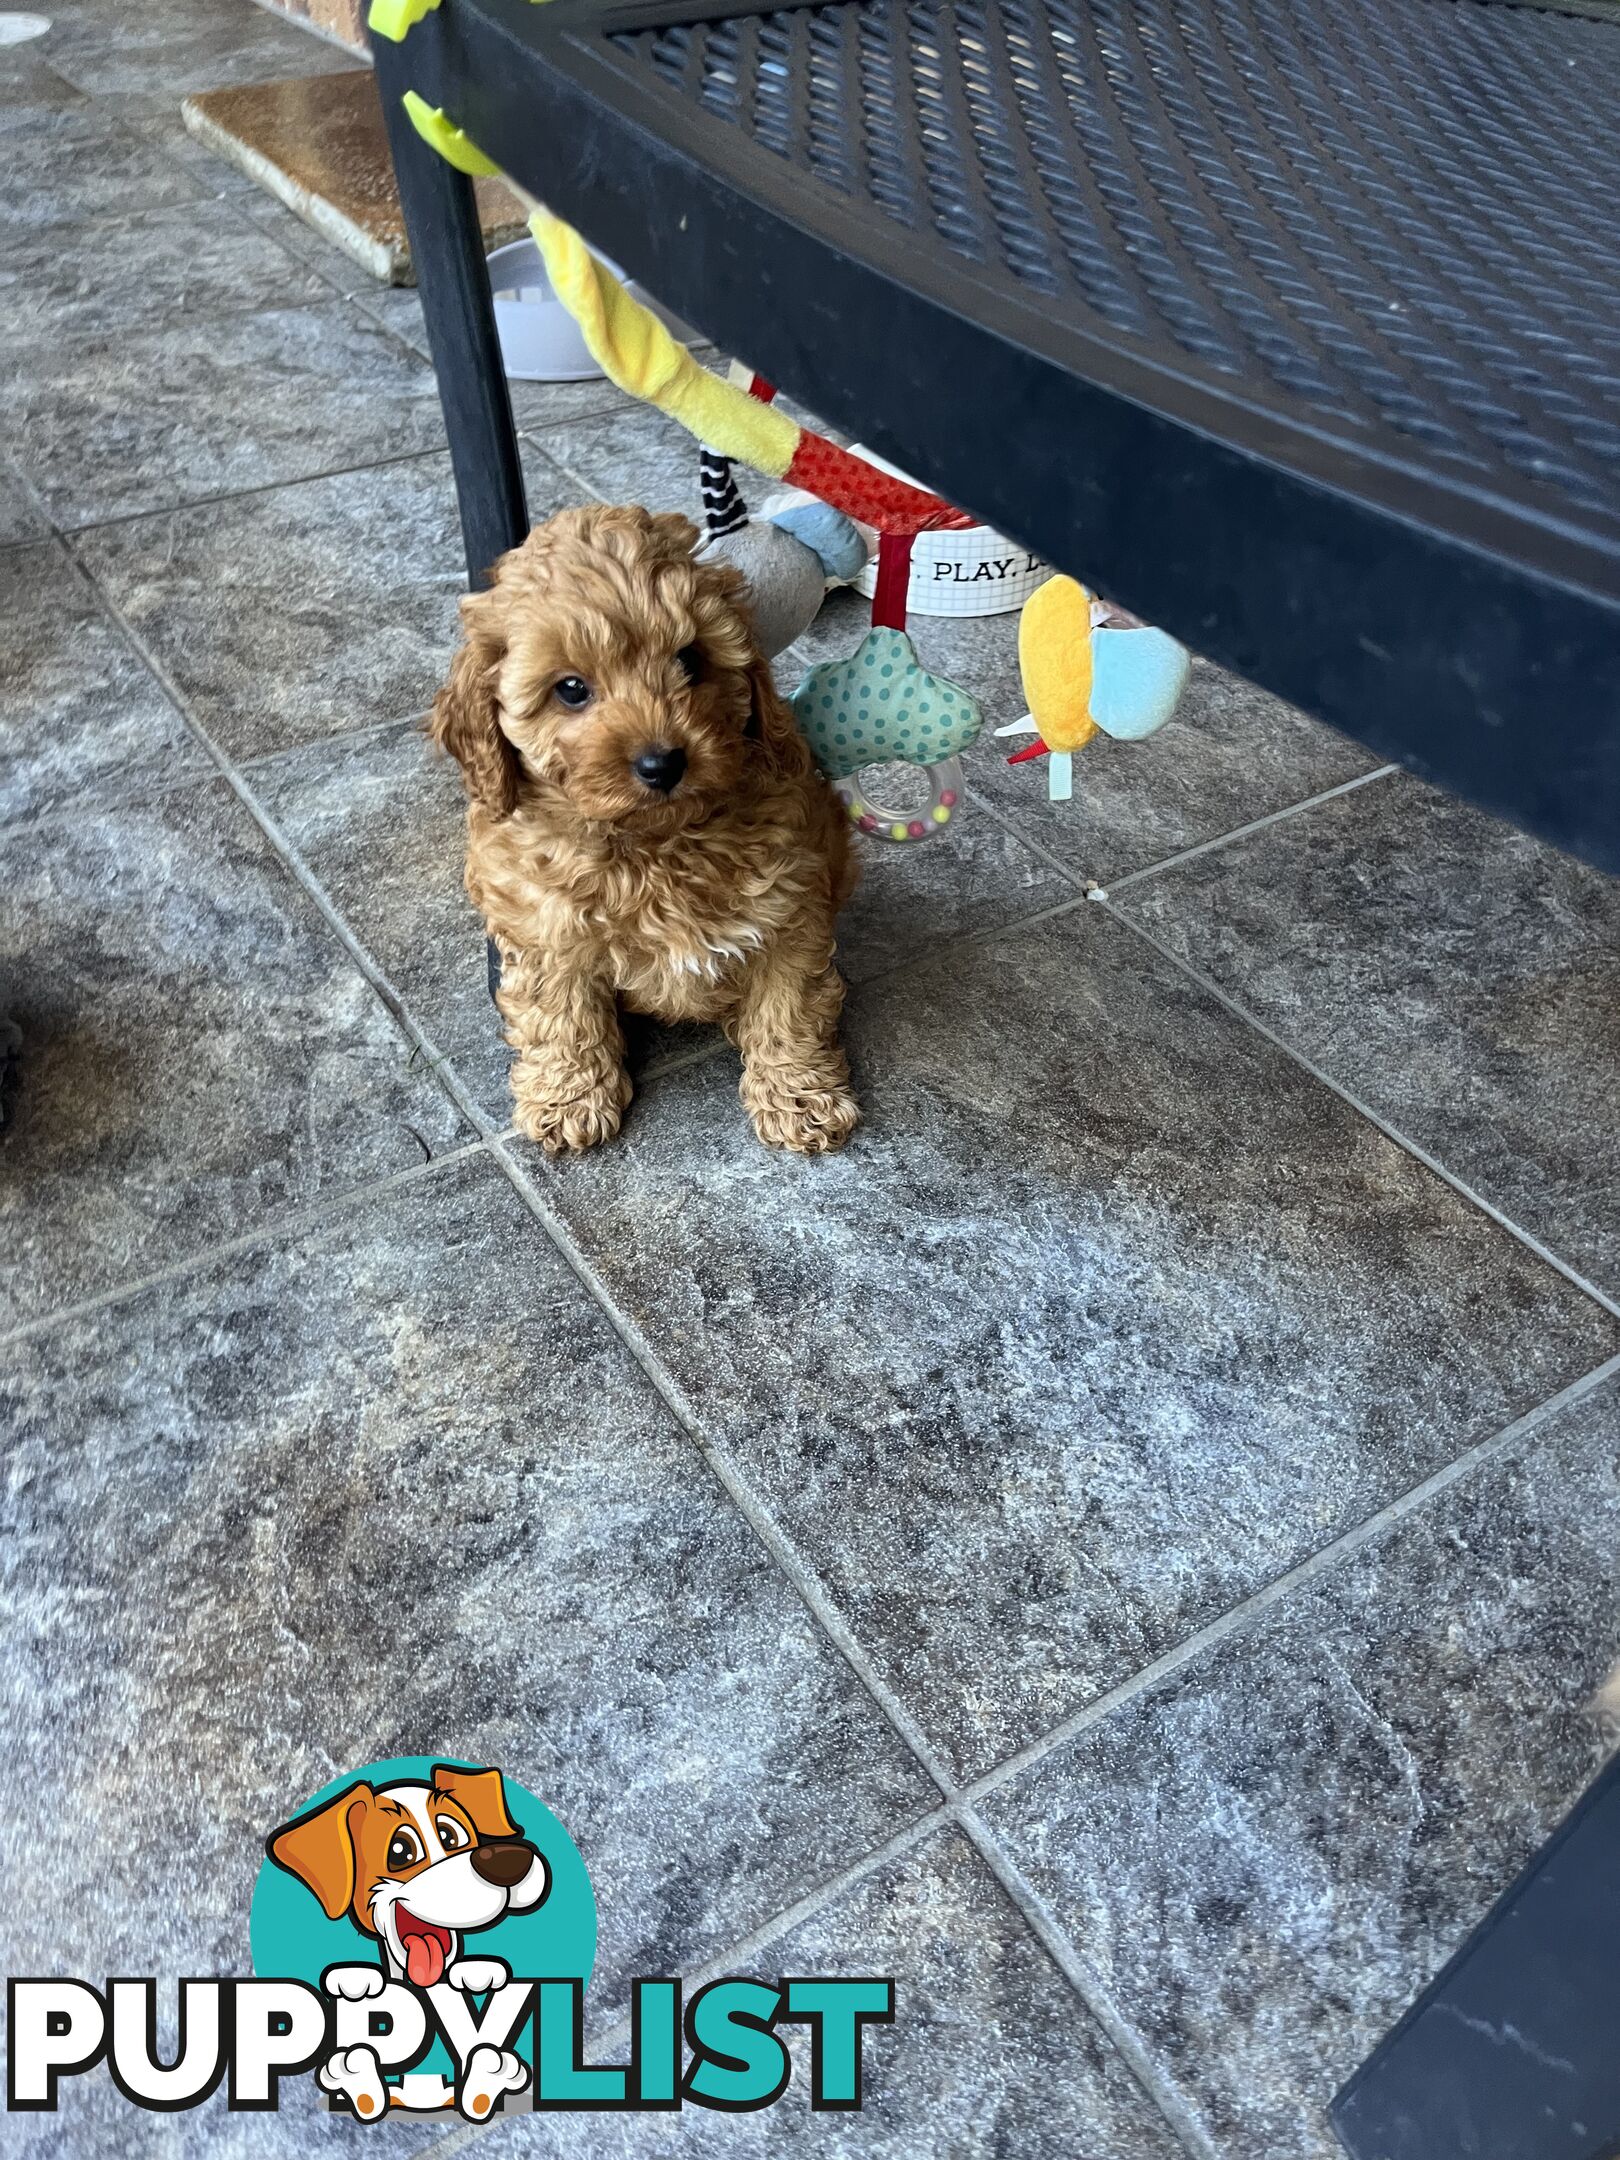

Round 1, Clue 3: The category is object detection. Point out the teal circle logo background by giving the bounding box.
[249,1757,595,2078]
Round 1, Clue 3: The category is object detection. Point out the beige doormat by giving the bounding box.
[182,69,527,284]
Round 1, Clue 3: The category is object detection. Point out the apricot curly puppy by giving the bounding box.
[432,504,860,1156]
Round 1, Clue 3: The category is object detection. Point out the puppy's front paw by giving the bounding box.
[457,2044,529,2122]
[511,1060,632,1155]
[741,1062,860,1155]
[318,2044,388,2121]
[446,1956,509,1995]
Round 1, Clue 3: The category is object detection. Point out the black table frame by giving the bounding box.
[373,0,1620,873]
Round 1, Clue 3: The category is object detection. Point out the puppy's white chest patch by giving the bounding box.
[609,892,768,989]
[665,921,766,981]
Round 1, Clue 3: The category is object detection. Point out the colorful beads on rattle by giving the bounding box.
[835,768,962,845]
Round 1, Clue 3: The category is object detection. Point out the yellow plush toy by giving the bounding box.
[1003,575,1189,800]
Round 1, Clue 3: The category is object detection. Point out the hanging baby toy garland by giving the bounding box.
[387,84,1192,842]
[692,411,983,842]
[522,201,994,843]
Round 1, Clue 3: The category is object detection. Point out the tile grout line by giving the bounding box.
[633,1034,735,1086]
[1107,902,1620,1322]
[412,1804,950,2160]
[42,377,621,565]
[1,199,356,338]
[664,1809,950,1990]
[1,45,82,104]
[0,648,209,839]
[956,1346,1620,1812]
[824,879,1097,1007]
[0,1141,486,1352]
[217,190,374,302]
[516,428,620,510]
[236,704,431,772]
[488,1138,960,1789]
[919,1356,1620,2139]
[962,777,1113,888]
[920,1349,1620,2160]
[476,1142,1219,2160]
[0,191,211,249]
[951,1805,1223,2160]
[944,758,1615,1321]
[2,705,443,845]
[73,549,498,1126]
[60,441,452,542]
[0,715,421,846]
[1103,763,1399,894]
[366,299,680,398]
[960,780,1619,1321]
[73,552,434,1032]
[39,14,357,102]
[962,759,1397,906]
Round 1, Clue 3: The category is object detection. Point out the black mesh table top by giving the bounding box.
[388,0,1620,870]
[622,0,1620,556]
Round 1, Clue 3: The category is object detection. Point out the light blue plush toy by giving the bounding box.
[767,497,869,584]
[998,576,1189,801]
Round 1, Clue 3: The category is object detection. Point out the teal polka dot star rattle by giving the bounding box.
[790,530,983,843]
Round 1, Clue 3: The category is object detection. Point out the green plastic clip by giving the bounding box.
[368,0,441,41]
[401,90,500,177]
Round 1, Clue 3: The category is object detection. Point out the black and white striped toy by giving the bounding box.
[694,448,866,658]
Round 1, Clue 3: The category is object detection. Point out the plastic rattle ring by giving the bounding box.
[837,759,963,843]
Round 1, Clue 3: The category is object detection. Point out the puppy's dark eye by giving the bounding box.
[676,643,704,685]
[553,675,593,710]
[435,1816,469,1852]
[386,1829,422,1871]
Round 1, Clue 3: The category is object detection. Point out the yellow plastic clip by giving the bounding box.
[368,0,441,41]
[401,90,500,177]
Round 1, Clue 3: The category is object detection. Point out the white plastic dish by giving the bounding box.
[487,237,699,383]
[847,443,1051,617]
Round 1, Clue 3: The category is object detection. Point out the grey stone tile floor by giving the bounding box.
[1,4,1617,2154]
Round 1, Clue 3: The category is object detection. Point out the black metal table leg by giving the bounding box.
[371,30,527,588]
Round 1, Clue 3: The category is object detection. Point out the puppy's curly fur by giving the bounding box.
[432,504,859,1155]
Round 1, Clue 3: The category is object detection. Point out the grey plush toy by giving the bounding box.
[694,450,867,659]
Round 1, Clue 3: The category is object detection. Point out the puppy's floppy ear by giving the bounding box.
[432,1762,519,1841]
[745,651,814,778]
[267,1782,373,1921]
[641,508,701,561]
[431,586,519,819]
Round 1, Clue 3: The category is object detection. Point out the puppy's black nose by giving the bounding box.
[470,1840,536,1887]
[632,745,686,794]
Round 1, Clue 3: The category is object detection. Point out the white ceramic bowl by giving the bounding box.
[487,238,699,383]
[847,444,1051,617]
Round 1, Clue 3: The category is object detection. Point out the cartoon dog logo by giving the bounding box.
[267,1763,548,2117]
